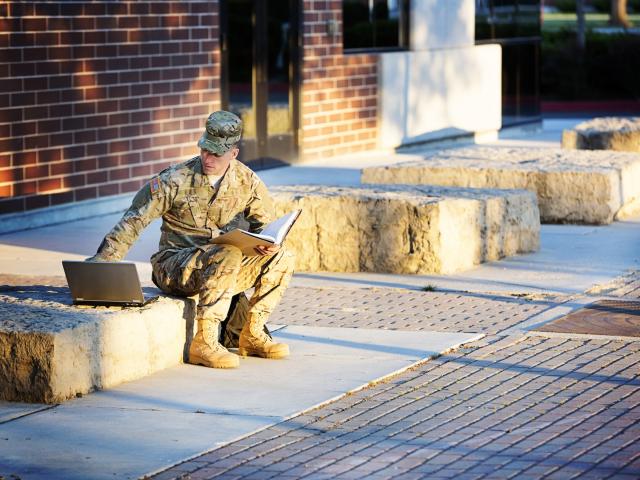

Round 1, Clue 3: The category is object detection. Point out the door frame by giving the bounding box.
[219,0,301,167]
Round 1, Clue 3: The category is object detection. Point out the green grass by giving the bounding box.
[543,12,640,32]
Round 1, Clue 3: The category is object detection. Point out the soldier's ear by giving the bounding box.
[231,146,239,159]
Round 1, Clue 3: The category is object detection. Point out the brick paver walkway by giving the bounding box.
[150,281,640,480]
[3,272,638,479]
[272,287,560,335]
[154,335,639,480]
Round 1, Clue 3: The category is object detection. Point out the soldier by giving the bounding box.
[87,111,295,369]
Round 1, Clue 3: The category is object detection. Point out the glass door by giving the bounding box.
[221,0,300,169]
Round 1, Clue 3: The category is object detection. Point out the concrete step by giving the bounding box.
[270,184,540,275]
[0,285,194,403]
[361,146,640,225]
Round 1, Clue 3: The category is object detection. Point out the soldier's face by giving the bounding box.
[200,147,238,175]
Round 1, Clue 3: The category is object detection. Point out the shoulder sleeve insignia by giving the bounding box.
[150,177,161,196]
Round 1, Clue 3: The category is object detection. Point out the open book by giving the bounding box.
[212,209,302,256]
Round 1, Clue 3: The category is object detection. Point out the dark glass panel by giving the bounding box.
[476,0,541,126]
[475,0,541,40]
[501,42,541,124]
[266,0,295,163]
[344,0,372,49]
[343,0,406,50]
[222,0,299,168]
[227,0,257,160]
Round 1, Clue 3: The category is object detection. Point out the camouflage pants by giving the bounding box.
[152,244,295,346]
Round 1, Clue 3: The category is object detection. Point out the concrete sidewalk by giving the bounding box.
[1,119,639,479]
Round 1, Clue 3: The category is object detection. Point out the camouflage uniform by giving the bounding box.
[92,111,294,366]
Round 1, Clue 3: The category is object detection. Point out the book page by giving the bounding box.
[211,209,301,255]
[213,230,277,255]
[260,210,300,244]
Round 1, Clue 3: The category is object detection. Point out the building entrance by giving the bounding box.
[221,0,300,169]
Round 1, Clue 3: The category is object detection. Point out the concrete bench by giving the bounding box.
[562,117,640,152]
[0,285,194,403]
[270,184,540,275]
[361,147,640,225]
[1,185,538,403]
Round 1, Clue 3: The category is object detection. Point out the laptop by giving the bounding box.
[62,260,146,306]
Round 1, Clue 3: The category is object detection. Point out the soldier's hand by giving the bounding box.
[254,245,280,256]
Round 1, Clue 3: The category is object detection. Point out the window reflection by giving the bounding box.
[343,0,408,50]
[476,0,541,40]
[476,0,541,125]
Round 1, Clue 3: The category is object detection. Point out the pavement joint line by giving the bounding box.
[403,357,637,479]
[501,295,598,336]
[174,336,499,479]
[226,358,489,478]
[495,347,640,472]
[0,404,57,426]
[526,330,640,342]
[609,445,640,478]
[390,340,599,478]
[254,337,579,480]
[580,423,640,478]
[146,332,484,479]
[362,340,632,478]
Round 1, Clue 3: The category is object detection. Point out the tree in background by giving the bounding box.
[611,0,631,27]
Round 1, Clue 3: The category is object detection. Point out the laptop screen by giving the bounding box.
[62,261,145,306]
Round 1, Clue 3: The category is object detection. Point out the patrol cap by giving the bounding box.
[197,111,243,155]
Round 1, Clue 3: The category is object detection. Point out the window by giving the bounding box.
[475,0,542,126]
[475,0,541,41]
[343,0,409,51]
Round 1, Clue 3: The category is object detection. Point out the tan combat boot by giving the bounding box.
[189,319,240,369]
[238,317,289,359]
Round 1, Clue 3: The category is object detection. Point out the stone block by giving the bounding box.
[270,185,539,275]
[562,117,640,152]
[0,286,195,403]
[361,147,640,224]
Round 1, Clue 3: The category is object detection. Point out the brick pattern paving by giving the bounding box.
[0,277,558,336]
[154,335,640,480]
[150,282,640,480]
[271,287,557,335]
[3,271,637,480]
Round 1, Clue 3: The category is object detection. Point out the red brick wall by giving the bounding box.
[0,1,221,215]
[300,0,378,161]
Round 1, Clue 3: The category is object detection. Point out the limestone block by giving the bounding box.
[562,117,640,152]
[0,286,195,403]
[361,147,640,224]
[269,185,539,275]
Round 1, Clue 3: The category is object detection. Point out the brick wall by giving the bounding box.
[0,1,221,215]
[300,0,378,161]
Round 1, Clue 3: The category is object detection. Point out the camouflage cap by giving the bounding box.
[197,111,243,155]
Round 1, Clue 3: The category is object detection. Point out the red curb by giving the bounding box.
[542,101,640,113]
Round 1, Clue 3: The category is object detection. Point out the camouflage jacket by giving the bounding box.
[94,157,274,262]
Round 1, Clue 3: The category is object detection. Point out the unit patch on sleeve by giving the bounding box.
[150,177,161,197]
